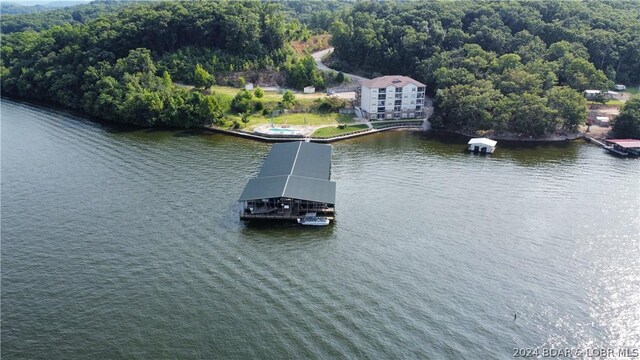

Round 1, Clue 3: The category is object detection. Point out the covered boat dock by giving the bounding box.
[239,141,336,221]
[604,139,640,157]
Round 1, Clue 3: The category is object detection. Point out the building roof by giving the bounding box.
[606,139,640,148]
[361,75,426,89]
[468,137,497,147]
[596,116,609,121]
[584,90,601,94]
[239,142,336,204]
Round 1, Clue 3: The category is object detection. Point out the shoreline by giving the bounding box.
[202,124,423,143]
[3,96,605,144]
[436,129,587,143]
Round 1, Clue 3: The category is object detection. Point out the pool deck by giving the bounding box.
[253,124,310,137]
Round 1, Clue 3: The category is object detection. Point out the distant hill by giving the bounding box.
[1,1,91,14]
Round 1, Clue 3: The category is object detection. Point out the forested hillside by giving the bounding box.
[1,1,125,33]
[2,0,638,134]
[1,1,321,127]
[330,1,640,135]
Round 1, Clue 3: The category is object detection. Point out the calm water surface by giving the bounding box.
[2,99,639,359]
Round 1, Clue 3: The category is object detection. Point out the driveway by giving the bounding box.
[311,47,370,83]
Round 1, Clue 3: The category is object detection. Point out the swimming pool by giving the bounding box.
[263,127,303,135]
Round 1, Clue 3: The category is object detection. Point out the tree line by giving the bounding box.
[1,1,322,127]
[330,0,640,136]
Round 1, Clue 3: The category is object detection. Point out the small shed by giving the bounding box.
[594,116,610,127]
[468,138,497,154]
[303,86,316,94]
[614,84,626,91]
[245,83,254,91]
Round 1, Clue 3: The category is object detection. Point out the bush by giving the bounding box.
[314,96,347,112]
[231,90,254,113]
[282,90,295,108]
[254,101,264,112]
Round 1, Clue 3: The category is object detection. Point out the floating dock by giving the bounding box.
[238,141,336,222]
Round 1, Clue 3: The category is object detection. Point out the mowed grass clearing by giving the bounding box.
[224,112,355,130]
[311,124,369,137]
[211,85,326,107]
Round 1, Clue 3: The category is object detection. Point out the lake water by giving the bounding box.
[2,99,639,359]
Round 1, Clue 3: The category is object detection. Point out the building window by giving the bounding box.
[409,113,415,117]
[377,107,385,112]
[386,114,393,118]
[378,88,386,92]
[411,88,416,91]
[402,113,409,118]
[395,87,403,93]
[418,87,425,92]
[417,99,423,104]
[394,106,401,111]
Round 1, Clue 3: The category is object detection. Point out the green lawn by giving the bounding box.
[624,86,640,95]
[224,112,355,130]
[589,99,625,106]
[210,85,326,107]
[311,124,369,137]
[370,120,424,129]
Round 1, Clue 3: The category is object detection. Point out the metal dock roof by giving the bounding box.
[239,142,336,204]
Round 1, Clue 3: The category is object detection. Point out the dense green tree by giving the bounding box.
[327,0,640,136]
[546,86,588,131]
[231,90,254,113]
[0,0,306,128]
[282,90,296,108]
[612,98,640,139]
[285,54,324,89]
[436,80,503,131]
[193,64,214,90]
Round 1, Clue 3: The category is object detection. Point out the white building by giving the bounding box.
[594,116,610,127]
[357,75,426,120]
[584,90,621,100]
[303,86,316,94]
[467,138,497,154]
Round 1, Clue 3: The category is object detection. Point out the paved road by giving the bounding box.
[311,47,370,83]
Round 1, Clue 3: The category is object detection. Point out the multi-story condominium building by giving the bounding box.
[356,75,427,120]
